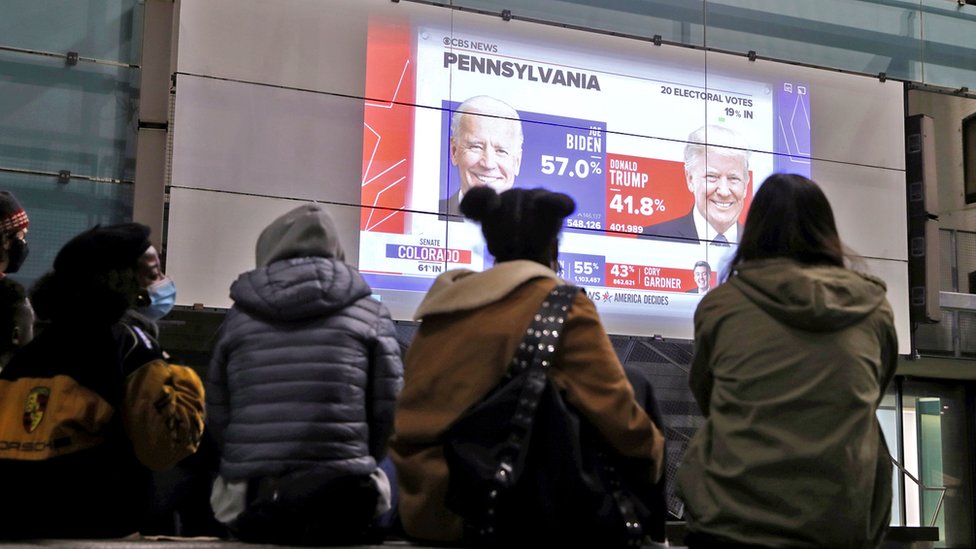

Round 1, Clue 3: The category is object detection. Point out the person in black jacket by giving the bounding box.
[0,191,30,277]
[207,203,403,545]
[0,223,204,539]
[0,278,32,372]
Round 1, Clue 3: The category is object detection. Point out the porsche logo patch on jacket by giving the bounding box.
[23,386,51,433]
[0,375,112,459]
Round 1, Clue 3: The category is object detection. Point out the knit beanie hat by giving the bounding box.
[54,223,152,279]
[255,203,345,267]
[460,187,575,263]
[0,191,29,234]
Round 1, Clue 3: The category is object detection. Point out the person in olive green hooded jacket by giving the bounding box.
[677,173,897,549]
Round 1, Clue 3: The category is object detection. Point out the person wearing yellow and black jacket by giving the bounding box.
[0,223,205,540]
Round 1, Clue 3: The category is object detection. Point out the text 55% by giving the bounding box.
[572,261,601,276]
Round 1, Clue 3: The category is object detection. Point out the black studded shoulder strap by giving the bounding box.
[492,284,580,486]
[491,284,644,547]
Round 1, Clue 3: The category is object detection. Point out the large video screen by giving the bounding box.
[358,14,813,334]
[166,0,908,346]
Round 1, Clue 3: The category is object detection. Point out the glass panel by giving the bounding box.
[450,0,706,47]
[170,74,367,204]
[877,384,900,526]
[615,340,699,520]
[901,380,975,547]
[939,229,953,292]
[705,42,905,169]
[914,309,954,356]
[703,0,923,83]
[441,8,707,138]
[166,187,456,322]
[810,160,908,261]
[902,393,922,526]
[956,230,976,293]
[1,0,143,65]
[176,0,451,101]
[958,311,976,358]
[919,0,976,90]
[857,258,912,356]
[917,396,944,534]
[0,171,133,289]
[0,49,139,180]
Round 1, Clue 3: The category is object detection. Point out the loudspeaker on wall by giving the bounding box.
[905,114,940,324]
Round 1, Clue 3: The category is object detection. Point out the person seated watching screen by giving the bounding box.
[0,278,33,372]
[392,186,669,546]
[677,173,897,548]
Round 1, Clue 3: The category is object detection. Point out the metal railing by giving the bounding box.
[891,456,947,528]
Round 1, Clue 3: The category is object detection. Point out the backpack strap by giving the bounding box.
[489,284,579,490]
[492,284,643,546]
[500,284,579,463]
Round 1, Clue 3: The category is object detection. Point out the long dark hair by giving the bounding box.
[727,173,844,278]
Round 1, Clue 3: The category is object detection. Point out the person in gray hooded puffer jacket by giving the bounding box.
[206,203,403,545]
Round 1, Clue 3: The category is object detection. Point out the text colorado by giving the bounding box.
[385,244,471,264]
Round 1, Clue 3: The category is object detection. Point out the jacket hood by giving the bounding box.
[729,258,888,332]
[255,203,344,268]
[230,257,371,321]
[414,260,559,320]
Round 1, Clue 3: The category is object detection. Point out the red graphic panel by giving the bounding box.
[361,20,415,233]
[605,155,691,236]
[739,175,754,222]
[606,263,698,292]
[605,154,755,236]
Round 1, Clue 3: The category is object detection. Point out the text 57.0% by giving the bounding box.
[541,155,602,178]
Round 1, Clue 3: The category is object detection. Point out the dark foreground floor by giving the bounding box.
[0,539,410,549]
[0,538,674,549]
[3,524,940,548]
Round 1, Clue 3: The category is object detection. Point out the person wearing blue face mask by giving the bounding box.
[115,243,174,368]
[135,244,177,322]
[118,240,223,538]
